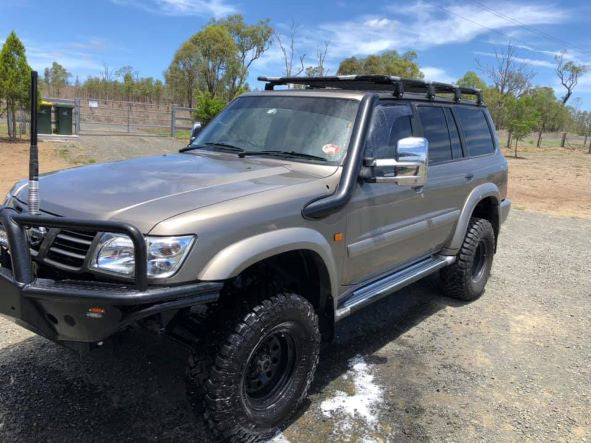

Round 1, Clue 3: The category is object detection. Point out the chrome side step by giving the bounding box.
[335,255,455,321]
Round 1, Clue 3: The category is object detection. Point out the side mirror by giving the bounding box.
[189,121,202,144]
[362,137,428,186]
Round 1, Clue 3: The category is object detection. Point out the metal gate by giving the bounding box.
[73,98,195,137]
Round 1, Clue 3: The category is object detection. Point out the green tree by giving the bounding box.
[123,71,134,101]
[555,52,588,104]
[44,61,70,96]
[192,25,237,97]
[0,31,32,141]
[214,15,273,97]
[524,87,568,147]
[457,71,486,90]
[166,39,201,107]
[337,50,423,79]
[194,91,226,124]
[506,96,540,158]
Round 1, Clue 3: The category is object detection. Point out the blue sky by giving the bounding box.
[2,0,590,109]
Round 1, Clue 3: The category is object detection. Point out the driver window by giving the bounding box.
[365,104,413,159]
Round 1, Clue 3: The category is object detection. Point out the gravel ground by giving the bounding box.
[0,209,589,442]
[44,133,186,164]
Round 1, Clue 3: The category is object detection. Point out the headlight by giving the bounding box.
[91,233,194,279]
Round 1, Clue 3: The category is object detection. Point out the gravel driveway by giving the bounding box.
[0,209,589,442]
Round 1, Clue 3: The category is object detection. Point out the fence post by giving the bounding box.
[560,132,566,147]
[170,105,176,138]
[127,103,131,133]
[75,98,81,134]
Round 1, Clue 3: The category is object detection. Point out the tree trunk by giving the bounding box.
[560,132,566,147]
[11,107,17,141]
[588,135,591,154]
[537,130,543,148]
[584,134,588,151]
[514,138,518,158]
[506,131,512,148]
[6,103,16,141]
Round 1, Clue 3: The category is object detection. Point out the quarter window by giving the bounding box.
[454,107,495,156]
[417,106,452,164]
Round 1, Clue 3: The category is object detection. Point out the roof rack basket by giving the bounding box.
[257,75,483,104]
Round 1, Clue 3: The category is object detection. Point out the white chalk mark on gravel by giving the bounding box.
[320,355,384,425]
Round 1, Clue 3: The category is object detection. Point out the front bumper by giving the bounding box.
[0,207,222,344]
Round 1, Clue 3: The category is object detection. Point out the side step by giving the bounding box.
[335,255,455,321]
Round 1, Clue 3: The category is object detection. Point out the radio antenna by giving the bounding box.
[28,70,40,215]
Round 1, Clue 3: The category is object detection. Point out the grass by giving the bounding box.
[142,127,191,140]
[56,144,96,165]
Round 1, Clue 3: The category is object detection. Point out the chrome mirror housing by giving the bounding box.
[363,137,428,187]
[189,121,203,144]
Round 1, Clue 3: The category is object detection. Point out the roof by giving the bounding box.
[257,75,483,105]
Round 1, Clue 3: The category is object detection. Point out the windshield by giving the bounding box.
[191,95,359,164]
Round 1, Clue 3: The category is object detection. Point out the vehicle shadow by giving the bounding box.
[0,274,465,441]
[312,273,464,393]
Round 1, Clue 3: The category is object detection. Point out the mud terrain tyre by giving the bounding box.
[441,217,495,301]
[187,293,320,442]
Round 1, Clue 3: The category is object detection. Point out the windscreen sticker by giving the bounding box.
[322,143,342,157]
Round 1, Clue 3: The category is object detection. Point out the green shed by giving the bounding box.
[37,102,52,134]
[55,103,74,135]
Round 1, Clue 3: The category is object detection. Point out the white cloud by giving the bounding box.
[23,37,114,78]
[111,0,237,18]
[474,51,556,68]
[421,66,455,83]
[302,1,569,61]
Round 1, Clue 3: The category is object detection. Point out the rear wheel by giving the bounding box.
[187,293,320,442]
[440,217,495,301]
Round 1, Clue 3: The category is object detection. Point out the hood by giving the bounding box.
[16,152,335,232]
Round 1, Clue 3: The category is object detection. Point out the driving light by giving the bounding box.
[91,234,194,279]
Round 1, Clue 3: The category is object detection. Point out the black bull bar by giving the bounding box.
[0,206,221,344]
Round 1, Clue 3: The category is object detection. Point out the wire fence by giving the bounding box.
[0,98,196,138]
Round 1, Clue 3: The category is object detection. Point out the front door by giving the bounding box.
[342,101,462,285]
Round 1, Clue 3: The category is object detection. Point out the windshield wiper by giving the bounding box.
[239,150,327,162]
[179,142,244,154]
[204,142,244,152]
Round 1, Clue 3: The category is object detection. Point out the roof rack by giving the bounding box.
[257,75,483,105]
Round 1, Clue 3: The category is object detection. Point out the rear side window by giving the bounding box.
[417,106,452,164]
[444,108,463,159]
[454,107,495,156]
[365,104,412,159]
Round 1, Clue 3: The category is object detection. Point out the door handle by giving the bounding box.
[465,173,474,181]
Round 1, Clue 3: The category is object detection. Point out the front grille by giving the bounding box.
[45,230,96,269]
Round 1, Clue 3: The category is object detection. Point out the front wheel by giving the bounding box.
[188,293,320,442]
[440,217,495,301]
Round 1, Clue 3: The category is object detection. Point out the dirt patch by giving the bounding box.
[503,145,591,219]
[0,140,74,196]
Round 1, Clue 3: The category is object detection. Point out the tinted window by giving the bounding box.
[444,108,463,159]
[455,107,495,156]
[365,104,412,159]
[417,107,452,164]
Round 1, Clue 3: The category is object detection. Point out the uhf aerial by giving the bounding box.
[29,71,40,216]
